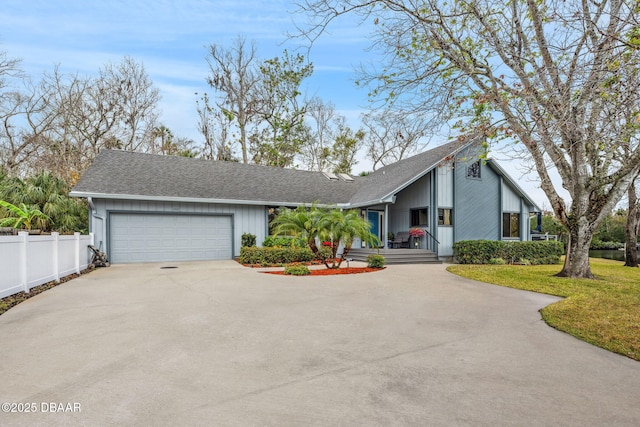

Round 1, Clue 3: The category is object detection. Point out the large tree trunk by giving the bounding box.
[624,182,639,267]
[557,219,594,278]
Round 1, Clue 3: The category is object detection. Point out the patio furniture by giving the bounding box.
[391,231,410,248]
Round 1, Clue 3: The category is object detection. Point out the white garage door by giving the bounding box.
[109,213,233,264]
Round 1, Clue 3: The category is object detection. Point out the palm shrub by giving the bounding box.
[0,172,87,232]
[272,205,379,269]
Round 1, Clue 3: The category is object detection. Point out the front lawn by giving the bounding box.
[447,258,640,361]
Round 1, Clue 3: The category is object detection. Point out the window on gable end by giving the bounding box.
[466,160,481,179]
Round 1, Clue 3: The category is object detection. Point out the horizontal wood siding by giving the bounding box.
[91,199,266,258]
[454,158,501,241]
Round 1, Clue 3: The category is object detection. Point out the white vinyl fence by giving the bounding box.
[0,232,93,299]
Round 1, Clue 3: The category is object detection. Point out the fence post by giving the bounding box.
[19,231,29,293]
[52,232,60,282]
[74,232,80,274]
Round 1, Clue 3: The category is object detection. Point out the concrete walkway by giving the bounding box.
[0,261,639,426]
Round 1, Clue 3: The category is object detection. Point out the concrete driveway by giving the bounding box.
[1,261,639,426]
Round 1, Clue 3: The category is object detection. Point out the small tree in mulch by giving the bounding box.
[272,205,379,269]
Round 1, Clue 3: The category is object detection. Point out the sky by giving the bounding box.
[0,0,558,209]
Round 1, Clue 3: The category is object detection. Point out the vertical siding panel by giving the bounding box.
[389,174,430,235]
[437,164,454,207]
[454,159,501,241]
[502,183,521,212]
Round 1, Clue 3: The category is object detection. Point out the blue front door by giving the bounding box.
[367,211,382,247]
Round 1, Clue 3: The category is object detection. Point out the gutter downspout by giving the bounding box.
[87,197,106,251]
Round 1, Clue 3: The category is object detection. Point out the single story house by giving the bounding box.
[70,137,541,264]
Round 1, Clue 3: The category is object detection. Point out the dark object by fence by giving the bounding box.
[88,245,109,267]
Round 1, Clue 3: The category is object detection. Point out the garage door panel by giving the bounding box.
[110,213,232,264]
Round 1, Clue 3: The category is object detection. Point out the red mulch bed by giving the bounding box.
[263,267,384,276]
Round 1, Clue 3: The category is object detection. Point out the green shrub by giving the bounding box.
[284,264,311,276]
[366,254,386,268]
[488,257,506,265]
[241,233,256,247]
[590,239,624,250]
[239,246,316,265]
[453,240,564,265]
[262,235,306,247]
[318,246,333,260]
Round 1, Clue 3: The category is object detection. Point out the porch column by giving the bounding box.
[384,204,389,248]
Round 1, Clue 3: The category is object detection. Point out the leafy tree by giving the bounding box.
[251,50,313,167]
[0,172,87,232]
[0,200,50,231]
[594,210,626,244]
[298,0,640,278]
[530,212,568,243]
[331,118,364,174]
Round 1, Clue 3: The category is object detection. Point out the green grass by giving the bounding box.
[447,258,640,361]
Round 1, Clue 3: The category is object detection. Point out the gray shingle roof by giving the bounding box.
[70,150,362,205]
[70,138,479,206]
[348,138,477,205]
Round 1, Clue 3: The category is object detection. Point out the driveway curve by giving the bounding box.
[1,261,639,426]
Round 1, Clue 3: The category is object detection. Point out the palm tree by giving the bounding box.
[319,208,379,268]
[0,172,87,232]
[272,205,379,269]
[271,205,324,258]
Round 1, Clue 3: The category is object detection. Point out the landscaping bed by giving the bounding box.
[263,267,384,276]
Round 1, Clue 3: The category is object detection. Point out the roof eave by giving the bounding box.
[70,191,350,209]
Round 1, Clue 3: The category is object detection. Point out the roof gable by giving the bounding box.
[348,137,479,206]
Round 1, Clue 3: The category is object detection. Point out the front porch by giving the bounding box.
[348,248,441,264]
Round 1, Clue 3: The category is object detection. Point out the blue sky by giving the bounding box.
[1,0,556,208]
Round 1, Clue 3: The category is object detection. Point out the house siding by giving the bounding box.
[89,198,267,258]
[454,158,502,242]
[502,182,521,212]
[389,174,431,235]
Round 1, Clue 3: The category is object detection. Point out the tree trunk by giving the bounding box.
[624,182,639,267]
[557,220,594,278]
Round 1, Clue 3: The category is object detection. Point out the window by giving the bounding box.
[268,206,296,236]
[410,208,428,227]
[467,160,481,179]
[438,208,453,226]
[502,213,520,238]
